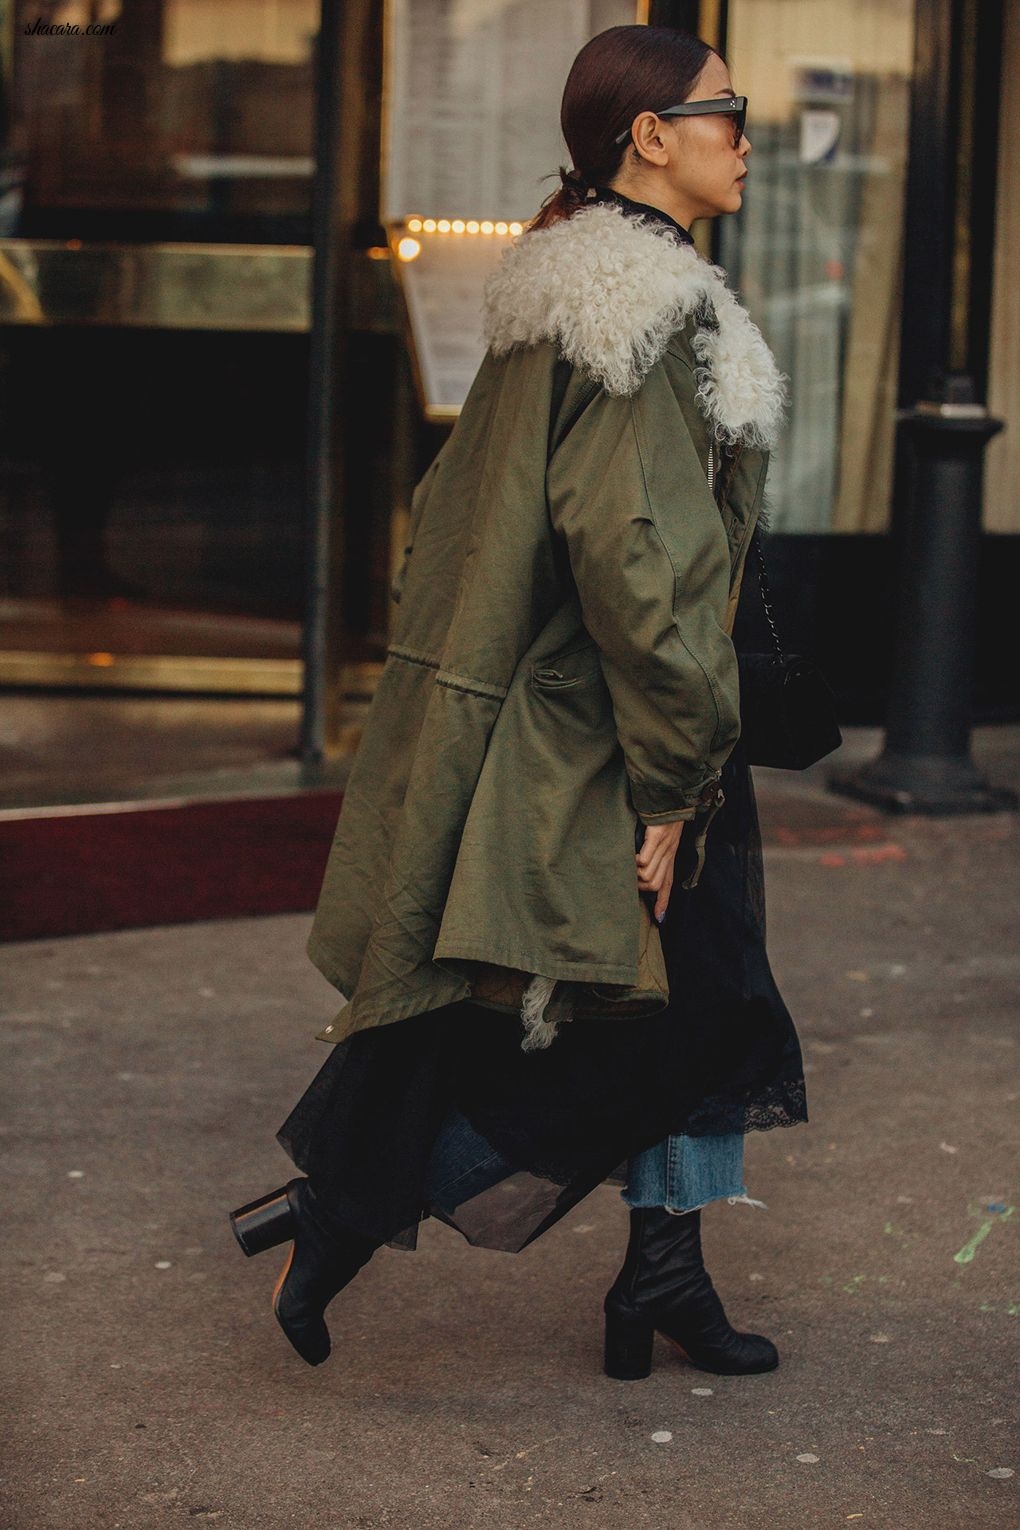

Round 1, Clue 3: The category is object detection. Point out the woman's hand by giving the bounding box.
[636,821,684,922]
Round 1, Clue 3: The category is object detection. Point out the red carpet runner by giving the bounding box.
[0,792,344,942]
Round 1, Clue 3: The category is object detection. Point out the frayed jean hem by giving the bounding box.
[622,1132,764,1214]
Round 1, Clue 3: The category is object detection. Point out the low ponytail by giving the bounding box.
[527,165,596,232]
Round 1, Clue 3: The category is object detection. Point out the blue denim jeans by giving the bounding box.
[623,1132,747,1213]
[425,1111,749,1218]
[425,1110,515,1213]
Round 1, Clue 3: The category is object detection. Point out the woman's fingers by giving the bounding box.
[636,854,667,883]
[636,820,683,919]
[636,850,669,888]
[635,820,684,891]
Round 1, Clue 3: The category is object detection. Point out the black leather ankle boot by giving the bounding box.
[230,1178,379,1367]
[603,1206,779,1380]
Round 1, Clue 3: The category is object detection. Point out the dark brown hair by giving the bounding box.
[528,25,718,232]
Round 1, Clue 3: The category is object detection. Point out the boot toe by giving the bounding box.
[273,1301,332,1366]
[668,1327,779,1375]
[743,1333,779,1372]
[719,1330,779,1374]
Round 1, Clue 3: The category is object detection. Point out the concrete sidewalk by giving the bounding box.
[2,730,1018,1530]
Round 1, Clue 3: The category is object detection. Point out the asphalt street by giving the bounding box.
[2,728,1017,1530]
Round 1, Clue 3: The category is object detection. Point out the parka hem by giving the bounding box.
[306,928,673,1046]
[432,938,642,986]
[311,983,473,1046]
[307,931,648,997]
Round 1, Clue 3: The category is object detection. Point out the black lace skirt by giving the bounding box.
[277,740,807,1253]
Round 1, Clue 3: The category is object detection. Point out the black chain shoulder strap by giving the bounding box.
[753,531,786,663]
[715,440,787,666]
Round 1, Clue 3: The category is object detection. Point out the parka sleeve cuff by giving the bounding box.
[631,772,723,826]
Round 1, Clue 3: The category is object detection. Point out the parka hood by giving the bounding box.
[482,200,789,452]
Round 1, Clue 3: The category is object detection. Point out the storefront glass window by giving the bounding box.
[6,0,317,243]
[721,0,916,532]
[0,0,317,642]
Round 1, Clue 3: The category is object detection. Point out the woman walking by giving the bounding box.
[230,24,807,1381]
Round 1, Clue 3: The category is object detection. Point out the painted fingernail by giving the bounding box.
[655,911,665,924]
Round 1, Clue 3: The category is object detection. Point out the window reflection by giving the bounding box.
[0,2,316,624]
[7,0,317,243]
[721,1,916,533]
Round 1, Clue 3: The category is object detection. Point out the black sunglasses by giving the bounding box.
[614,95,748,148]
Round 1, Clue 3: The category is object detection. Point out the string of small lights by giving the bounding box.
[405,217,525,237]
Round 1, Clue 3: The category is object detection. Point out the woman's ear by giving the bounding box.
[628,112,672,168]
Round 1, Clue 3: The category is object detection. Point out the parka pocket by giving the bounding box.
[530,640,602,692]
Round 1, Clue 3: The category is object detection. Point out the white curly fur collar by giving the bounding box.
[482,201,789,451]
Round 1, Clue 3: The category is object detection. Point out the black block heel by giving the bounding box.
[604,1308,655,1381]
[229,1182,297,1257]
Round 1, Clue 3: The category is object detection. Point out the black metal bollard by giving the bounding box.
[831,375,1016,814]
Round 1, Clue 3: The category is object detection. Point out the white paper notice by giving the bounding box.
[392,228,510,416]
[383,0,636,224]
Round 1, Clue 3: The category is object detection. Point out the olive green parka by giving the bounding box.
[307,200,789,1045]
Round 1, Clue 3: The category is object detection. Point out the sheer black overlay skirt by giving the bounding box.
[277,741,807,1254]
